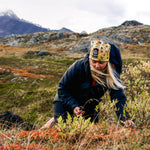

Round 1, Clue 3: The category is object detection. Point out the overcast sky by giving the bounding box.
[0,0,150,33]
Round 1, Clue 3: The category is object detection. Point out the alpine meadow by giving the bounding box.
[0,20,150,149]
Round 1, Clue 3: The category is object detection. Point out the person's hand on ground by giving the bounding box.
[73,107,85,116]
[124,120,135,128]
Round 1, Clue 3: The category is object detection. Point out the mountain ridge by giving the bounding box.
[0,10,19,19]
[0,19,150,50]
[0,10,150,57]
[0,10,73,37]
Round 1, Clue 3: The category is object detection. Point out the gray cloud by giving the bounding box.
[74,0,126,18]
[0,0,150,33]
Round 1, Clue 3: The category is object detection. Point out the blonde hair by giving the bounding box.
[90,62,125,90]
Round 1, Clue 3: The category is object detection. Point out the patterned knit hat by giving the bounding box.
[89,40,111,61]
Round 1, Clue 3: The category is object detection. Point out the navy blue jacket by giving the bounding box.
[54,45,126,121]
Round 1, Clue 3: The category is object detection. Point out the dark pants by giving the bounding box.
[54,101,99,123]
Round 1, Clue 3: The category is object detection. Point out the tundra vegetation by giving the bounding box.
[0,46,149,150]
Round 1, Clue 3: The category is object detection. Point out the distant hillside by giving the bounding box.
[121,20,143,26]
[0,10,73,37]
[92,20,150,45]
[0,20,150,57]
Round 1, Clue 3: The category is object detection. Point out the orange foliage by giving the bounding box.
[0,124,150,149]
[0,45,10,48]
[16,128,60,144]
[0,80,7,83]
[0,65,54,79]
[0,143,50,150]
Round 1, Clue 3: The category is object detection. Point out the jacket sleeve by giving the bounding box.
[109,87,126,122]
[57,61,81,112]
[108,67,127,122]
